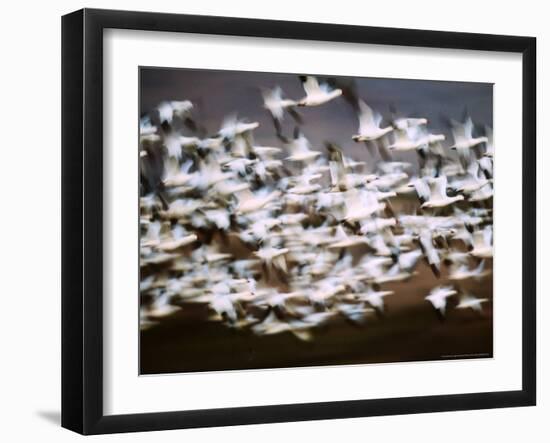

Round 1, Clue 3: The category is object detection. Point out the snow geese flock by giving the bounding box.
[139,75,493,343]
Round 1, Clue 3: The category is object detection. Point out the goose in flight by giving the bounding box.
[392,116,428,131]
[456,293,489,313]
[191,244,233,265]
[222,157,258,176]
[218,115,259,141]
[309,278,346,307]
[202,208,231,230]
[186,157,235,191]
[338,302,375,325]
[448,260,491,281]
[469,226,493,259]
[254,243,289,273]
[284,129,322,162]
[378,161,412,175]
[162,158,194,188]
[287,172,323,195]
[418,229,441,277]
[296,76,342,107]
[360,217,397,236]
[478,156,494,179]
[251,310,325,342]
[372,263,412,284]
[388,126,425,152]
[156,225,198,252]
[235,188,281,214]
[450,116,488,151]
[156,100,193,124]
[450,161,492,194]
[398,249,423,273]
[328,160,377,192]
[425,286,457,316]
[389,104,428,130]
[262,86,301,133]
[358,255,393,280]
[468,182,494,202]
[141,220,163,248]
[357,287,394,312]
[140,116,158,136]
[368,172,408,191]
[257,314,314,341]
[421,176,464,209]
[407,176,431,205]
[352,100,393,142]
[328,225,368,249]
[143,290,181,320]
[344,189,386,222]
[209,293,239,324]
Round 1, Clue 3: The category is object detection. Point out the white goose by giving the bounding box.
[469,226,493,259]
[157,100,193,124]
[388,127,425,152]
[218,115,259,140]
[357,287,394,312]
[456,293,489,313]
[448,260,491,281]
[287,172,323,195]
[344,189,386,222]
[338,302,375,325]
[450,116,488,151]
[254,243,289,273]
[144,291,181,319]
[469,183,494,202]
[140,116,157,136]
[156,225,197,252]
[407,176,431,205]
[425,286,457,315]
[296,76,342,107]
[262,86,299,126]
[328,225,367,249]
[284,131,322,162]
[352,100,393,142]
[421,176,464,209]
[450,161,491,194]
[418,229,441,277]
[392,116,428,131]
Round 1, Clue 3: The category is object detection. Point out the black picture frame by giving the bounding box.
[62,8,537,435]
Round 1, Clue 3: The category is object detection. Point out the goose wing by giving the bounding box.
[414,177,431,202]
[288,133,311,154]
[300,76,322,96]
[430,176,448,200]
[357,100,376,132]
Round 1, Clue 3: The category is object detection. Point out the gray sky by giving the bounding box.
[140,67,492,165]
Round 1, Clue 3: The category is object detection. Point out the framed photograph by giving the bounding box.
[62,8,536,435]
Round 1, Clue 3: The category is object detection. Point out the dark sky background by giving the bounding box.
[140,67,492,166]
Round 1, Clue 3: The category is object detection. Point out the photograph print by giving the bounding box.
[138,67,494,375]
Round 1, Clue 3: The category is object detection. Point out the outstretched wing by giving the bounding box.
[300,76,321,96]
[430,176,448,200]
[358,100,376,132]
